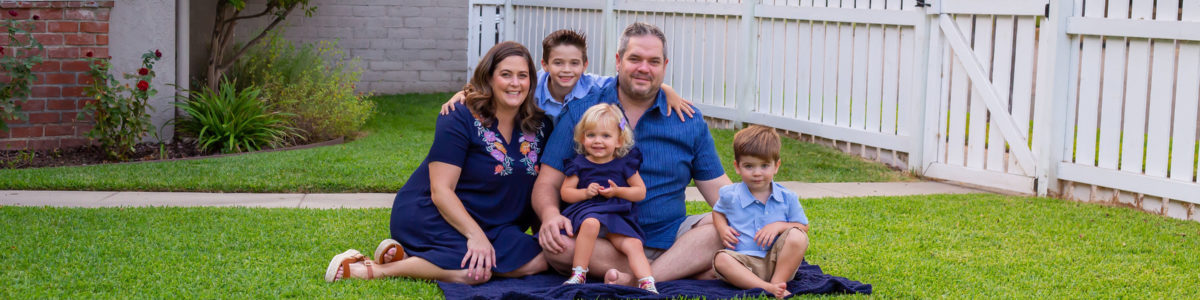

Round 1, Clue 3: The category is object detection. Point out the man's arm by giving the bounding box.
[533,164,574,254]
[694,174,732,207]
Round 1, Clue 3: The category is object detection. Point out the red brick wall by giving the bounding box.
[1,1,113,150]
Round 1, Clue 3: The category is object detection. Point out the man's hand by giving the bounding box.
[754,222,793,248]
[720,226,740,249]
[537,214,575,254]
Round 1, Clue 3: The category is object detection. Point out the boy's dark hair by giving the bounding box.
[542,29,588,63]
[733,125,782,162]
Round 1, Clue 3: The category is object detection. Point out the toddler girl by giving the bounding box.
[559,103,656,294]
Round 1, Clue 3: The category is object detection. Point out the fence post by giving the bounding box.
[908,2,937,173]
[1033,0,1075,196]
[734,0,759,128]
[601,0,616,76]
[502,0,515,42]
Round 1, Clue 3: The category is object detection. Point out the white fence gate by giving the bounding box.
[467,0,1200,220]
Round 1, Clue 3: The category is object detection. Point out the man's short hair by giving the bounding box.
[542,29,588,63]
[733,125,782,162]
[617,22,667,60]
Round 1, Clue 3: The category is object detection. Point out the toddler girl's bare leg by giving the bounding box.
[608,234,651,279]
[572,218,602,269]
[769,228,809,284]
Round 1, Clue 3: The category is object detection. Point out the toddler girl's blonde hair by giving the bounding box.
[573,103,635,157]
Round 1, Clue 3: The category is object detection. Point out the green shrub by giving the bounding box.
[1,11,45,131]
[79,50,161,160]
[231,31,374,143]
[175,80,299,154]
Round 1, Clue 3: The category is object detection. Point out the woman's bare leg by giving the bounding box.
[344,256,488,285]
[497,253,548,278]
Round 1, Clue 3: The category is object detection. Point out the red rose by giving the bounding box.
[154,49,162,58]
[7,10,16,17]
[138,68,149,76]
[136,80,149,91]
[32,15,38,20]
[1,46,4,55]
[85,51,94,58]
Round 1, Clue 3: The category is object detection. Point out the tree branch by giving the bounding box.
[217,4,298,71]
[223,3,278,24]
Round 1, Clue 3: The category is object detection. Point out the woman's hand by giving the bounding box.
[586,182,602,198]
[461,235,496,281]
[720,226,740,249]
[597,180,619,198]
[440,91,467,115]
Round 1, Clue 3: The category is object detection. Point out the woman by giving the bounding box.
[325,41,550,284]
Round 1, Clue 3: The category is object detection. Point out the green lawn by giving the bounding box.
[2,194,1196,298]
[0,93,908,192]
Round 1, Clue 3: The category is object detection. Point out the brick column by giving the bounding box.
[1,1,113,150]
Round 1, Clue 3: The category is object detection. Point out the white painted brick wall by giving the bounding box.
[237,0,468,94]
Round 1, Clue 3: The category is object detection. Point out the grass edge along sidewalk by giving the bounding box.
[0,93,910,193]
[2,194,1198,299]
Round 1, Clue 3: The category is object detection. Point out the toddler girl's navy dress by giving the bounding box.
[561,147,645,240]
[389,103,550,273]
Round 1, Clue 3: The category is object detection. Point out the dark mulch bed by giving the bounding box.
[1,140,204,169]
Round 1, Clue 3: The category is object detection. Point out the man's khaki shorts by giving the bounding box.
[643,213,711,260]
[712,227,805,281]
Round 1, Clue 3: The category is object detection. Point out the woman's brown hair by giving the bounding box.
[462,41,545,134]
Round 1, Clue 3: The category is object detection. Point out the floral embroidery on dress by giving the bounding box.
[475,119,513,176]
[518,124,545,176]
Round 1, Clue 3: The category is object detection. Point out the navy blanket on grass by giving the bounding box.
[438,262,871,299]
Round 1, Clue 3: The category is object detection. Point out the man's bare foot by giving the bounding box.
[447,269,491,285]
[767,282,790,299]
[603,269,635,286]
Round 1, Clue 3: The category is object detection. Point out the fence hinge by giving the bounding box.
[1044,3,1050,18]
[1033,178,1039,193]
[915,0,931,8]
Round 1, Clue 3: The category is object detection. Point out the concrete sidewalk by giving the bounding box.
[0,181,984,208]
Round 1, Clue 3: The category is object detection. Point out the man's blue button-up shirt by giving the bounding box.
[542,80,725,249]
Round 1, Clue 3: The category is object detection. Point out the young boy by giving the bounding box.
[712,125,810,299]
[441,29,694,121]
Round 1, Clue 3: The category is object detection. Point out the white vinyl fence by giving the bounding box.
[467,0,1200,221]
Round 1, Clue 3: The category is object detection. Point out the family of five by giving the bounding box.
[323,22,810,299]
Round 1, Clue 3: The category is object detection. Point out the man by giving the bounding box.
[533,22,732,285]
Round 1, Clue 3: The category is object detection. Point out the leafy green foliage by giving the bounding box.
[0,12,45,131]
[175,80,299,154]
[231,31,374,142]
[78,50,162,160]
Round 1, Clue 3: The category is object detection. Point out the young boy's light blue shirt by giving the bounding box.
[713,182,808,257]
[533,70,615,120]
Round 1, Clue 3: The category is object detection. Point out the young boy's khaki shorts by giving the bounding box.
[712,227,805,281]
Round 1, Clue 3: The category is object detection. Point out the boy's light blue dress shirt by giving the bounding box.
[533,70,614,120]
[713,182,808,257]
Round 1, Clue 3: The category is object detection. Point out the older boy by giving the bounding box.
[713,125,810,299]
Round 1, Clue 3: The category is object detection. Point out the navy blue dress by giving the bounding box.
[389,102,550,273]
[560,148,645,240]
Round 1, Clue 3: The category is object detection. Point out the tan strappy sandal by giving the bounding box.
[324,249,376,282]
[373,239,406,265]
